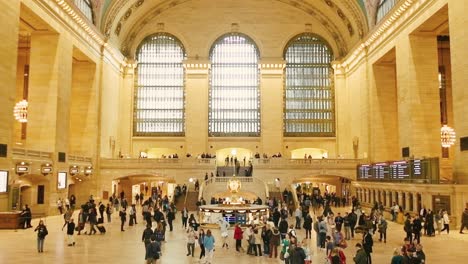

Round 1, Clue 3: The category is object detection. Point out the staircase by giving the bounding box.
[268,191,283,202]
[180,191,199,212]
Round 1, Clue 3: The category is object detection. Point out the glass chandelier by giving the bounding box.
[13,99,28,123]
[441,125,456,148]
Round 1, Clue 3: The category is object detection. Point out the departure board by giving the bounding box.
[372,163,389,179]
[412,159,422,177]
[357,158,439,183]
[389,161,410,179]
[359,164,372,179]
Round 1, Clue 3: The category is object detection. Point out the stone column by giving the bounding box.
[395,35,440,158]
[118,65,134,157]
[386,191,391,208]
[449,0,468,183]
[413,193,419,214]
[0,0,20,211]
[405,192,411,213]
[259,59,285,155]
[184,60,210,155]
[28,32,73,215]
[397,191,403,209]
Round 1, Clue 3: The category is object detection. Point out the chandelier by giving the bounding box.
[13,99,28,123]
[441,125,456,148]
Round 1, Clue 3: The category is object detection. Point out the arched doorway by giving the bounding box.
[290,148,328,159]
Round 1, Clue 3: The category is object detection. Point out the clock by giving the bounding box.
[227,179,241,193]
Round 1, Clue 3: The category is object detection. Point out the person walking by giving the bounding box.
[303,213,312,239]
[145,235,161,264]
[34,220,48,253]
[295,207,302,229]
[362,229,373,264]
[167,208,175,232]
[198,229,206,260]
[87,208,97,235]
[203,229,215,264]
[377,216,387,243]
[441,210,450,234]
[234,223,244,252]
[186,226,196,257]
[142,224,154,249]
[66,218,76,246]
[269,227,280,258]
[219,218,230,249]
[459,208,468,234]
[106,203,112,223]
[120,208,127,231]
[181,207,188,228]
[353,243,368,264]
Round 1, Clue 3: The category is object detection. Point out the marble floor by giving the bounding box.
[1,206,468,264]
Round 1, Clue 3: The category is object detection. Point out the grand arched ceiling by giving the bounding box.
[96,0,369,59]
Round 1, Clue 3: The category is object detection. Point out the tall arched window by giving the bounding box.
[134,33,186,136]
[284,34,335,136]
[73,0,94,23]
[209,33,260,137]
[376,0,398,23]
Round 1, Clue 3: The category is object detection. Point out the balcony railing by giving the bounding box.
[100,158,217,169]
[252,158,363,169]
[11,148,52,160]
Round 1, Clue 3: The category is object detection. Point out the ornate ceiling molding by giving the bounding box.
[102,0,369,58]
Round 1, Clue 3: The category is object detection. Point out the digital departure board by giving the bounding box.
[389,161,410,179]
[357,158,439,183]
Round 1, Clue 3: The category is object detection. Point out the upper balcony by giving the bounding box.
[99,158,217,170]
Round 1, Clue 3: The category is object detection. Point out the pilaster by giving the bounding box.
[259,59,285,156]
[184,60,210,154]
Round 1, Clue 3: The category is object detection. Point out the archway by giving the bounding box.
[215,147,252,166]
[111,174,176,204]
[145,148,179,158]
[291,148,328,159]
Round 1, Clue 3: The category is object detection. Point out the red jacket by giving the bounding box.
[234,226,243,240]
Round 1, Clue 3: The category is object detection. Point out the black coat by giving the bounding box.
[67,222,75,235]
[279,220,288,234]
[145,241,161,260]
[363,233,373,253]
[303,216,312,230]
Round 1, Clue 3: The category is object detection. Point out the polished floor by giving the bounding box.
[1,206,468,263]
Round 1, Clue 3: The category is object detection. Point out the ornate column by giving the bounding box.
[397,191,403,208]
[413,193,419,214]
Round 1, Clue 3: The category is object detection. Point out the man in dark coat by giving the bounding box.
[460,208,468,233]
[362,229,373,264]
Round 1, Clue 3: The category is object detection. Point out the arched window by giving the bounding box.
[376,0,398,23]
[134,33,186,136]
[284,34,335,136]
[209,33,260,136]
[73,0,94,23]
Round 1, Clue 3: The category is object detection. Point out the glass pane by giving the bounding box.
[209,34,260,136]
[376,0,399,23]
[284,34,335,137]
[73,0,93,23]
[134,34,186,136]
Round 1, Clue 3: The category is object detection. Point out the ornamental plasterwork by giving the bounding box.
[337,0,368,38]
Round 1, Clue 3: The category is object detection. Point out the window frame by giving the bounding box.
[133,33,187,137]
[283,33,336,137]
[208,33,261,137]
[73,0,95,24]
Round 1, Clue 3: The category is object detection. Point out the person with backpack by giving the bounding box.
[145,235,161,264]
[142,224,154,249]
[34,220,48,253]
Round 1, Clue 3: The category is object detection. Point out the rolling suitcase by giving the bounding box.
[97,225,106,234]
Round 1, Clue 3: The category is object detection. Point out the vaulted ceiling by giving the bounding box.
[93,0,371,58]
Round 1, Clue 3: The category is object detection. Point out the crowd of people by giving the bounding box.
[28,185,468,264]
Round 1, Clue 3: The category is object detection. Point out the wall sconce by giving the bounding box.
[84,166,93,176]
[16,161,29,175]
[70,165,79,176]
[41,163,53,176]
